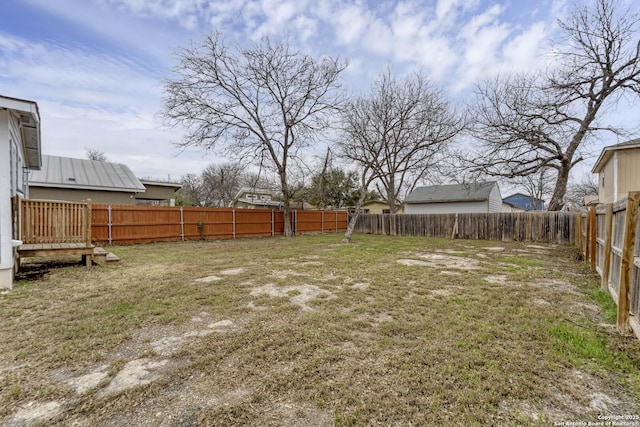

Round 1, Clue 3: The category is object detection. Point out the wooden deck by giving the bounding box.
[14,198,95,269]
[18,243,95,267]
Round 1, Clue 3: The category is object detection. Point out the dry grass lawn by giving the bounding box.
[1,234,639,426]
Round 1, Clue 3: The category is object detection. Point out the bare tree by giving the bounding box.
[467,0,640,210]
[338,68,462,236]
[565,172,599,209]
[178,173,207,206]
[86,148,107,162]
[511,168,555,210]
[162,34,347,236]
[201,163,245,207]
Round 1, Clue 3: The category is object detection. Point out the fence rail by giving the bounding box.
[353,211,576,244]
[579,192,640,340]
[91,205,348,244]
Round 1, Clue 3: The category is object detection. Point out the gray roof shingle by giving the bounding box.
[404,181,497,204]
[29,155,146,192]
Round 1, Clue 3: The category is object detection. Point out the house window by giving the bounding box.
[260,195,270,201]
[382,209,391,214]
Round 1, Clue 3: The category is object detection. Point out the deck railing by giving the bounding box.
[18,198,92,245]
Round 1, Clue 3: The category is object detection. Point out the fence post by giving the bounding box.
[271,210,274,236]
[232,209,236,239]
[84,199,92,248]
[586,210,592,263]
[575,213,583,257]
[293,210,297,235]
[617,192,640,333]
[601,203,613,290]
[589,205,597,272]
[180,207,184,241]
[451,213,459,239]
[321,211,324,234]
[335,211,338,233]
[107,205,112,245]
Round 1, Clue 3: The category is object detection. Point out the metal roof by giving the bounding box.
[29,155,146,193]
[591,138,640,173]
[0,95,41,170]
[404,181,498,204]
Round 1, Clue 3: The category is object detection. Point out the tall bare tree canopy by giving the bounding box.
[338,68,462,242]
[339,68,462,213]
[162,34,347,236]
[467,0,640,210]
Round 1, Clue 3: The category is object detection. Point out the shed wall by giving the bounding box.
[29,187,137,205]
[488,185,502,213]
[404,201,487,214]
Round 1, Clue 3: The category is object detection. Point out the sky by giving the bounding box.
[0,0,637,185]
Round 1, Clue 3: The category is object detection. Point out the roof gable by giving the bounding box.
[592,138,640,173]
[29,155,146,193]
[404,182,498,204]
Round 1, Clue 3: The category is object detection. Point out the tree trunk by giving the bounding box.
[548,165,570,211]
[342,186,369,243]
[386,183,397,236]
[280,174,293,237]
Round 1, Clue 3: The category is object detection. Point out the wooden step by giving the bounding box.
[93,247,120,265]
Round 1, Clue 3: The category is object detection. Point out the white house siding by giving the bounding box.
[405,201,488,214]
[0,111,30,289]
[487,185,503,213]
[0,110,14,288]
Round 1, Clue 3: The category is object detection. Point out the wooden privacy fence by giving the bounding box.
[578,192,640,339]
[353,211,576,244]
[18,198,92,245]
[91,205,348,244]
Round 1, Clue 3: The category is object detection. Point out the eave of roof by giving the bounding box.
[592,138,640,173]
[139,179,182,189]
[0,95,41,170]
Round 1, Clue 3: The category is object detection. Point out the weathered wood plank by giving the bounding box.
[618,192,640,332]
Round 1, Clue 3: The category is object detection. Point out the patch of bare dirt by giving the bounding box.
[498,369,638,424]
[249,283,335,311]
[398,253,482,270]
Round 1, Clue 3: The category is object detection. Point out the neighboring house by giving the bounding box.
[502,201,527,213]
[404,182,502,214]
[231,187,282,209]
[591,139,640,204]
[583,195,599,206]
[28,155,181,205]
[362,200,404,214]
[1,95,41,289]
[135,180,182,206]
[502,193,545,211]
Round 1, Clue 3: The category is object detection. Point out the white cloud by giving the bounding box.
[333,4,369,45]
[502,22,548,73]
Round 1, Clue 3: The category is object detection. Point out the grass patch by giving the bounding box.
[497,256,545,268]
[1,234,639,425]
[590,287,618,324]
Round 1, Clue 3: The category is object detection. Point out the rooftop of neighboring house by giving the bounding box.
[29,154,146,193]
[231,187,282,207]
[404,181,498,204]
[502,192,545,211]
[592,138,640,173]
